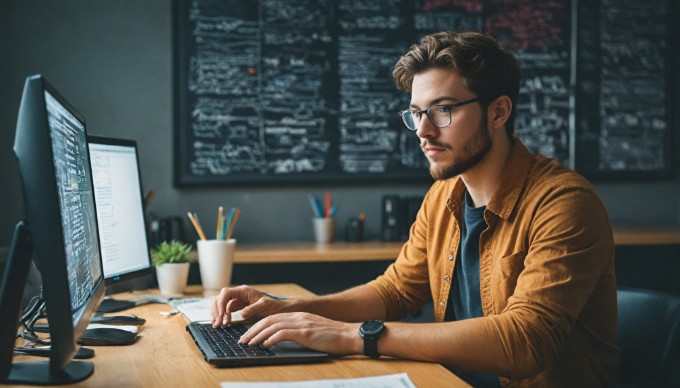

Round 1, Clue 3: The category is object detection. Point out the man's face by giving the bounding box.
[410,68,491,180]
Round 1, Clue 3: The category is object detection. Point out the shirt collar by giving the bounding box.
[446,138,533,220]
[486,139,533,219]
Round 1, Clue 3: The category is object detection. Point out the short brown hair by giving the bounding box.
[393,31,521,137]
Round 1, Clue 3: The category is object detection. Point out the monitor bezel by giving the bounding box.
[13,75,105,372]
[87,135,154,285]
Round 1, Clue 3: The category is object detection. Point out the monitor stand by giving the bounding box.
[5,361,93,385]
[0,221,94,385]
[15,346,94,359]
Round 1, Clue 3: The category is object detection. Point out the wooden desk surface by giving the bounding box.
[234,241,405,263]
[213,225,680,264]
[612,225,680,246]
[10,284,468,387]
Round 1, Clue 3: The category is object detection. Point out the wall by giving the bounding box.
[1,0,679,252]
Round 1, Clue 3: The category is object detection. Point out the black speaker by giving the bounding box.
[381,195,401,241]
[400,196,423,241]
[148,216,185,248]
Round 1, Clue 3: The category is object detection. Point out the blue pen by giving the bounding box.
[310,195,324,218]
[307,195,322,218]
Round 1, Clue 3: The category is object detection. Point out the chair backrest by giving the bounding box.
[618,287,680,387]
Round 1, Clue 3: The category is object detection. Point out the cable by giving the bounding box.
[15,288,51,349]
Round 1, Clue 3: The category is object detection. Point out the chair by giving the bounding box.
[617,287,680,387]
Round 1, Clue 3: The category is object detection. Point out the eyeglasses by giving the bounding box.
[398,97,480,131]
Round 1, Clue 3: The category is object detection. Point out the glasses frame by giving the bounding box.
[398,97,480,131]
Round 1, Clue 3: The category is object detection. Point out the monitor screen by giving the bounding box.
[45,91,103,325]
[88,138,152,282]
[0,74,105,384]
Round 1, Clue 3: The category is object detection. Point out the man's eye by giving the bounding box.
[434,105,451,114]
[411,111,422,119]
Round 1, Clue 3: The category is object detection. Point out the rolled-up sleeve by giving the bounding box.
[368,186,437,321]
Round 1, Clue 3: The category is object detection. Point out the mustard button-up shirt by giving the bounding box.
[369,139,618,387]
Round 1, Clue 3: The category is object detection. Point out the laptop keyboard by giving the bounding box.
[195,323,275,358]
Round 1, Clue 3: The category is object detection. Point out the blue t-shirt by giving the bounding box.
[448,191,500,388]
[449,190,486,320]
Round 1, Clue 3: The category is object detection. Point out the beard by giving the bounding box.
[423,115,492,181]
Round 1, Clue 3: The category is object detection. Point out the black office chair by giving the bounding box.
[617,287,680,387]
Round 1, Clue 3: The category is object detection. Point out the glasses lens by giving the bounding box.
[401,111,418,130]
[427,106,451,128]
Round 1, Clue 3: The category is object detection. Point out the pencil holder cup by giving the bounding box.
[197,239,236,291]
[313,218,336,244]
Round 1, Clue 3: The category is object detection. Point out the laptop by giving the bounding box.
[186,322,329,366]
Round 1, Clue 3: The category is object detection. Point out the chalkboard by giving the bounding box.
[173,0,673,186]
[575,0,673,179]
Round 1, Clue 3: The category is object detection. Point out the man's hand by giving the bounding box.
[210,285,288,327]
[238,312,362,356]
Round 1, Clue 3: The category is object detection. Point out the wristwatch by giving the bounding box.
[359,320,385,358]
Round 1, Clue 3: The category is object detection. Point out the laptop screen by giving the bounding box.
[88,138,152,281]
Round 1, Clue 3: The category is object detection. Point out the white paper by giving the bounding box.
[170,297,243,323]
[220,373,416,388]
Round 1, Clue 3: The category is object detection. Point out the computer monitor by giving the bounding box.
[0,75,105,384]
[88,136,153,312]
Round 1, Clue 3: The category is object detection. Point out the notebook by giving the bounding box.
[186,322,329,366]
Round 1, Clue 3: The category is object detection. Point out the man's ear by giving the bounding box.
[488,95,512,130]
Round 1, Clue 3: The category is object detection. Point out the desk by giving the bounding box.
[612,225,680,246]
[10,284,468,387]
[234,241,404,264]
[193,225,680,265]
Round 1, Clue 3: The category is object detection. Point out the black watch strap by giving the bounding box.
[364,335,379,358]
[359,320,384,358]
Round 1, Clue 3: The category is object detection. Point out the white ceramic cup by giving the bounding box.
[313,218,336,244]
[197,239,236,291]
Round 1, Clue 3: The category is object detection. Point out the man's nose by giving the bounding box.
[416,116,436,138]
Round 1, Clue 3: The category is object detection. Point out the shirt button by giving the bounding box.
[439,300,445,308]
[444,275,450,282]
[448,254,453,261]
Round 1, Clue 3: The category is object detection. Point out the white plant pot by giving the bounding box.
[156,262,190,296]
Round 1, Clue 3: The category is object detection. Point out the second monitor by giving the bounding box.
[88,136,153,312]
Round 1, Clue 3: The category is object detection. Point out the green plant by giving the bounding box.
[151,240,193,267]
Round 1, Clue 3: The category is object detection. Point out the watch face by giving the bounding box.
[361,320,384,335]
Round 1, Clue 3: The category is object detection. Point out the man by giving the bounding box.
[211,31,618,387]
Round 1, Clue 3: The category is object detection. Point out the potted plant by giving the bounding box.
[152,240,193,295]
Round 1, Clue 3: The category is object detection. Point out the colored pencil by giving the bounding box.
[216,206,224,240]
[221,214,227,240]
[144,190,155,209]
[225,208,241,240]
[325,192,331,218]
[187,212,207,240]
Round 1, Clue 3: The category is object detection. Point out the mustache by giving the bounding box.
[420,141,451,151]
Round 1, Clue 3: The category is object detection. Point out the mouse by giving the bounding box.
[76,347,96,358]
[79,328,137,346]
